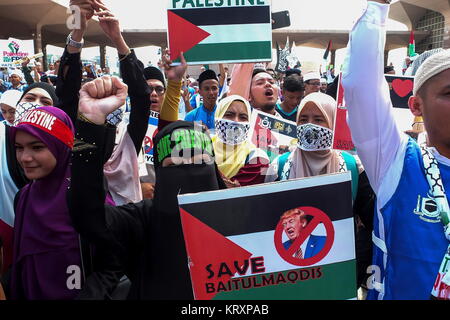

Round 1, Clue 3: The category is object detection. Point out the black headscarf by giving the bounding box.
[148,121,225,299]
[153,121,226,213]
[19,82,59,106]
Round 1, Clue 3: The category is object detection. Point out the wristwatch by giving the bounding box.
[66,32,84,49]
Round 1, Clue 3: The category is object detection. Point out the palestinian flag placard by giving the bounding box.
[249,110,298,162]
[178,172,357,300]
[167,0,272,65]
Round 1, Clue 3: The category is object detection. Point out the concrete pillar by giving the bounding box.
[42,44,48,72]
[33,25,43,56]
[99,45,107,69]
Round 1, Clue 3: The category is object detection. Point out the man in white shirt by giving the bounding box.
[343,0,450,300]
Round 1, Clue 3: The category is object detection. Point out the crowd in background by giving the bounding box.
[0,0,448,301]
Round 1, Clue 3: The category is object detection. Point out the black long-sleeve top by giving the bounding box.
[55,48,150,154]
[118,50,151,154]
[69,120,194,300]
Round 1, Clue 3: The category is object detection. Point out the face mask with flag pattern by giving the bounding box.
[296,123,333,151]
[215,118,250,146]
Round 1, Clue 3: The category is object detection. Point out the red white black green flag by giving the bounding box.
[178,173,357,300]
[167,0,273,64]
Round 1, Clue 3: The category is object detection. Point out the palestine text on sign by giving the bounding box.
[168,0,272,64]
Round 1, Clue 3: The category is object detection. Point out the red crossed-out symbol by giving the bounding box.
[274,207,334,266]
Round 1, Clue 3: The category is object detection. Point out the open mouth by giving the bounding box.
[265,89,274,97]
[287,228,295,237]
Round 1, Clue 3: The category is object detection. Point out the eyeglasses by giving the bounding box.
[148,85,165,95]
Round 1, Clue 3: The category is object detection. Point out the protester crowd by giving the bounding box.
[0,0,448,300]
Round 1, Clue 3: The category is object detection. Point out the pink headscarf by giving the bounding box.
[290,92,340,178]
[103,123,143,205]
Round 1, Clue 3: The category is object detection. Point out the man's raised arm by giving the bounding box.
[342,0,405,193]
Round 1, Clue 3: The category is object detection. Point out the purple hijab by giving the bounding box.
[10,106,81,300]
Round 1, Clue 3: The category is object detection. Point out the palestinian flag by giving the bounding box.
[332,73,355,151]
[408,30,416,57]
[178,173,357,300]
[323,40,332,61]
[167,1,272,64]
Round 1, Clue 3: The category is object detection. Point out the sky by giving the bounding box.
[45,0,407,73]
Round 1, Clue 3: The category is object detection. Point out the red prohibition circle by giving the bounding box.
[274,207,335,266]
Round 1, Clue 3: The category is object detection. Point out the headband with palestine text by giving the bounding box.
[16,109,74,149]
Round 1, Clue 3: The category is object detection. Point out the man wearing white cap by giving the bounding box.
[303,71,321,97]
[0,69,26,92]
[343,0,450,300]
[0,90,22,125]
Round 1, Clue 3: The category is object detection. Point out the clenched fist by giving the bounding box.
[78,76,128,125]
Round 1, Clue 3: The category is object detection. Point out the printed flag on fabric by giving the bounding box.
[249,110,297,162]
[178,172,357,300]
[167,0,272,65]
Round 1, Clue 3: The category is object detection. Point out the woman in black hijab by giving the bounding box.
[69,76,226,299]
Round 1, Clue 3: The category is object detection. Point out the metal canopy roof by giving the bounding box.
[0,0,430,52]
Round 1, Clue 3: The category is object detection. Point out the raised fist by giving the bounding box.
[79,76,128,125]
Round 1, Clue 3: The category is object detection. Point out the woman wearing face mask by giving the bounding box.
[213,95,269,187]
[266,92,361,184]
[9,106,81,299]
[265,92,376,293]
[0,82,58,278]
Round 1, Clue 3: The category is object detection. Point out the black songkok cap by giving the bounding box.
[197,70,218,87]
[143,66,166,87]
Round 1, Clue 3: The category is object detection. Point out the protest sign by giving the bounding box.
[167,0,272,65]
[249,110,297,162]
[178,172,357,300]
[332,74,355,151]
[386,75,416,133]
[386,75,414,109]
[143,110,160,165]
[1,38,31,68]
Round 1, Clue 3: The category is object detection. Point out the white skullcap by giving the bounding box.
[320,78,327,84]
[414,49,450,96]
[0,90,22,109]
[9,69,23,79]
[303,72,321,82]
